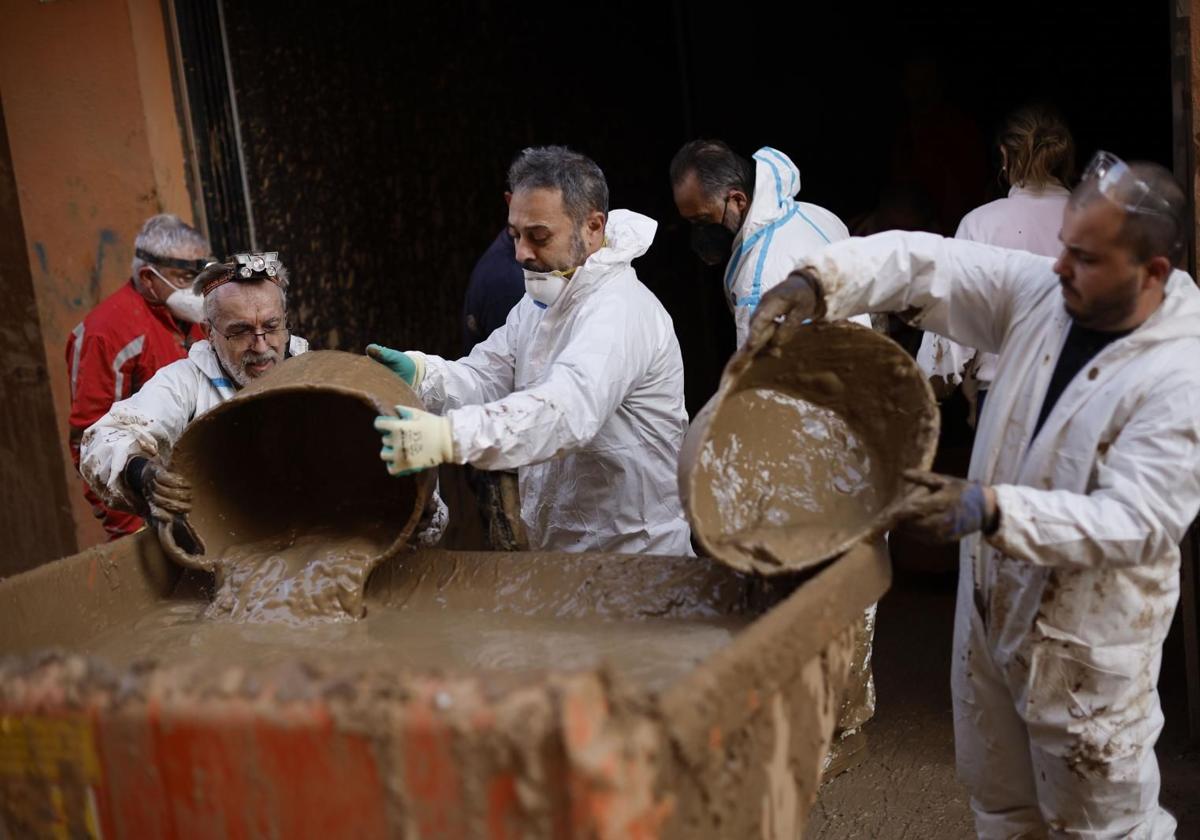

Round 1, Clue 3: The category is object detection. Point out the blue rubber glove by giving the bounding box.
[898,470,998,543]
[374,406,453,476]
[366,343,424,388]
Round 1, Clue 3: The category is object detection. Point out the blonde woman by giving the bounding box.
[918,104,1075,421]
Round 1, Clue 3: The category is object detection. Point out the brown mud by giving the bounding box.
[85,599,746,692]
[681,321,938,575]
[92,544,763,689]
[698,388,882,566]
[158,350,434,620]
[0,528,893,839]
[206,529,387,622]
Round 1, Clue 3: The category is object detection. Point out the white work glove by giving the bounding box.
[374,406,454,476]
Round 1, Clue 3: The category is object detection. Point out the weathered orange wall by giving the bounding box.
[0,0,194,550]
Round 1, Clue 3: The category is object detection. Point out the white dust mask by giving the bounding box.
[148,265,206,323]
[523,267,576,309]
[165,287,206,323]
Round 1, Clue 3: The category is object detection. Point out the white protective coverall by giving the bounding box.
[81,337,449,545]
[725,147,870,347]
[409,209,692,555]
[918,183,1070,390]
[796,230,1200,838]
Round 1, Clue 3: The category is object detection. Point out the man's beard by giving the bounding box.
[1061,273,1141,330]
[522,227,588,273]
[216,342,283,387]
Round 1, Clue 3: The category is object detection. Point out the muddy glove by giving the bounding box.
[124,456,192,522]
[897,469,999,543]
[730,269,825,378]
[366,343,425,388]
[374,406,454,476]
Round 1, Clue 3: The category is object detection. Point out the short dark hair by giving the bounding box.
[1071,161,1187,267]
[506,146,609,225]
[669,139,755,201]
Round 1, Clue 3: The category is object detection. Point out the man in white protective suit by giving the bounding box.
[671,138,878,774]
[80,252,447,546]
[368,145,692,555]
[739,151,1197,838]
[669,139,872,345]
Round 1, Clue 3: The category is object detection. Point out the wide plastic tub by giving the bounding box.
[0,530,887,838]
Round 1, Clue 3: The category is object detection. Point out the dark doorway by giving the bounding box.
[174,1,1172,415]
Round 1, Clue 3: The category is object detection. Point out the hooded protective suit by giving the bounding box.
[410,209,692,555]
[81,336,448,547]
[725,147,869,346]
[796,230,1199,838]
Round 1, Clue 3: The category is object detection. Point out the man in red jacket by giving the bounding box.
[65,213,214,540]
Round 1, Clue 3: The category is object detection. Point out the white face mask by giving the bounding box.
[523,268,573,309]
[165,287,206,323]
[147,265,206,323]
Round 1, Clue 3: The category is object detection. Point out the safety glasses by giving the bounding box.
[1081,150,1173,216]
[147,264,197,291]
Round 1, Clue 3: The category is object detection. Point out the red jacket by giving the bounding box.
[65,281,205,540]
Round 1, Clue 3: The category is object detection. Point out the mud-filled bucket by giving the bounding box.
[158,350,434,602]
[679,321,938,575]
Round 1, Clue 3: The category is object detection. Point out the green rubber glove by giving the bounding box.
[366,343,425,388]
[374,406,454,476]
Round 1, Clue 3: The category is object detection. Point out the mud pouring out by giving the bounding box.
[156,350,435,623]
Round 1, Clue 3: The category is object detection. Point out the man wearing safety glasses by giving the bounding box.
[741,151,1193,837]
[65,214,214,540]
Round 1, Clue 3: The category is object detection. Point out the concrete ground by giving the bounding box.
[808,568,1200,839]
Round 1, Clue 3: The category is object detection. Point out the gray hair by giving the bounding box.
[1071,161,1187,267]
[129,213,210,278]
[506,146,609,225]
[192,257,290,323]
[669,139,756,202]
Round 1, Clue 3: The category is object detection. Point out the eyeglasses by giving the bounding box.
[212,321,289,349]
[1081,150,1172,216]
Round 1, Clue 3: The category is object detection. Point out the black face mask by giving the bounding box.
[689,198,736,266]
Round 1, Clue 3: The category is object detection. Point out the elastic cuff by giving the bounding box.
[124,457,150,499]
[409,351,427,389]
[983,502,1000,537]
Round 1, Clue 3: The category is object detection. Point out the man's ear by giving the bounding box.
[1145,254,1172,288]
[503,191,513,207]
[135,265,157,293]
[729,189,750,217]
[587,210,606,237]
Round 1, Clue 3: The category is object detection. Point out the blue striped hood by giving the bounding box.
[741,147,802,237]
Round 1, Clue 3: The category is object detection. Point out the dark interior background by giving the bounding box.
[220,1,1172,417]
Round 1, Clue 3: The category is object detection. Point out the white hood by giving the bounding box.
[740,147,802,242]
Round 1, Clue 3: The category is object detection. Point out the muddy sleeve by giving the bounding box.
[445,296,651,469]
[79,361,200,510]
[988,381,1200,569]
[413,486,449,547]
[800,231,1057,354]
[416,304,519,412]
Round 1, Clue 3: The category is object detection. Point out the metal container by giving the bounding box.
[679,321,938,575]
[157,350,434,573]
[0,528,888,838]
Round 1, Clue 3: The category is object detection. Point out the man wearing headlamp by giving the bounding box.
[65,214,215,539]
[742,151,1195,837]
[78,250,448,551]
